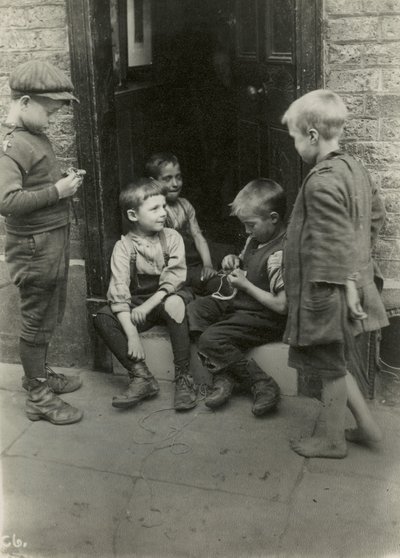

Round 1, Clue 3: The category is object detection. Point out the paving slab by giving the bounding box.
[116,478,288,558]
[5,371,318,504]
[1,455,135,558]
[2,362,400,558]
[282,469,400,558]
[0,389,31,453]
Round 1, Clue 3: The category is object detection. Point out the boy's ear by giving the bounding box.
[308,128,319,143]
[270,211,280,223]
[126,209,138,223]
[19,95,31,109]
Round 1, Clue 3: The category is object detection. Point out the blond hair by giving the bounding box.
[281,89,348,140]
[230,178,286,220]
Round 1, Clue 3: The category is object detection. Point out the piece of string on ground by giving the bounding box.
[130,404,208,528]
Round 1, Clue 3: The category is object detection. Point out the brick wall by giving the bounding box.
[324,0,400,284]
[0,0,91,366]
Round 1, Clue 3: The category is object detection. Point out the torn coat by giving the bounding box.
[283,151,388,347]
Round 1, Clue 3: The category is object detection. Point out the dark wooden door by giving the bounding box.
[234,0,321,214]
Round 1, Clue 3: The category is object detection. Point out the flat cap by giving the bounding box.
[9,59,79,103]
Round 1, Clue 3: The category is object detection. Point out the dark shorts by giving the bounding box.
[288,342,348,379]
[5,226,70,344]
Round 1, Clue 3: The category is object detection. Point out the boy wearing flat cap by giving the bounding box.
[0,59,85,425]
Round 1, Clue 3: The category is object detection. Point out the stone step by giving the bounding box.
[112,326,297,396]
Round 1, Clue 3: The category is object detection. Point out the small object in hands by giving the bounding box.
[63,167,86,178]
[211,272,238,301]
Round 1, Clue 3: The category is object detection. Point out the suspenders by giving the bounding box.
[129,229,169,287]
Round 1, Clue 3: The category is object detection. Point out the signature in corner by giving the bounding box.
[1,533,28,550]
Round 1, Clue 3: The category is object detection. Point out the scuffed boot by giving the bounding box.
[205,373,234,410]
[112,361,159,408]
[246,359,280,416]
[22,364,82,394]
[174,363,197,411]
[25,380,83,425]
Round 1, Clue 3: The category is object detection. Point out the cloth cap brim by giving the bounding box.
[27,91,79,103]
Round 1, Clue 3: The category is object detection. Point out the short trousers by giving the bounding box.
[288,342,348,379]
[5,226,69,344]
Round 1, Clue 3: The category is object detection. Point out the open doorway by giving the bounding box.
[67,0,321,300]
[111,0,239,245]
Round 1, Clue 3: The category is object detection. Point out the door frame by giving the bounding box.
[65,0,322,308]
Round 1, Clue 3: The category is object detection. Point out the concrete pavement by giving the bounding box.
[1,362,400,558]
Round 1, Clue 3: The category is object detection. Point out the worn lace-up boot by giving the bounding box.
[246,359,280,416]
[205,373,234,409]
[112,361,159,408]
[25,379,83,424]
[22,364,82,394]
[174,362,197,411]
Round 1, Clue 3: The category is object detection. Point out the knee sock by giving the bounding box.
[19,338,48,379]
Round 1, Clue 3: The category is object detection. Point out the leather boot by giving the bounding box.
[205,373,234,409]
[22,364,82,394]
[25,380,83,425]
[246,359,280,416]
[112,361,159,408]
[174,363,197,411]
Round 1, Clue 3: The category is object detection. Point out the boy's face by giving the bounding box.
[127,194,167,234]
[288,124,319,165]
[157,163,183,203]
[18,96,65,134]
[239,205,278,244]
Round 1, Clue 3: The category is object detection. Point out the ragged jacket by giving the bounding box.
[283,151,388,347]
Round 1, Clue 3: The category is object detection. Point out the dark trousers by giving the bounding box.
[5,226,69,344]
[187,296,283,375]
[94,301,191,373]
[177,264,222,305]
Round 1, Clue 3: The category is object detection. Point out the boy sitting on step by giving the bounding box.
[94,178,197,411]
[187,178,287,416]
[145,152,220,299]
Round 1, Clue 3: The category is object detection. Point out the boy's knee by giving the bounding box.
[198,329,215,353]
[164,295,185,323]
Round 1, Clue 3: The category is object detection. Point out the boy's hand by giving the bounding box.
[345,279,367,320]
[201,265,218,281]
[55,173,83,199]
[228,268,249,290]
[127,334,145,361]
[221,254,240,272]
[131,303,150,326]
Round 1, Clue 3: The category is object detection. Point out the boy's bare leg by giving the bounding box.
[291,376,348,458]
[345,372,382,443]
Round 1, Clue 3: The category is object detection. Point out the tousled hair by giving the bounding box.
[281,89,348,140]
[119,178,167,214]
[145,152,180,179]
[230,178,286,220]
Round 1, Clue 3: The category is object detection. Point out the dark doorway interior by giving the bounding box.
[112,0,239,246]
[67,0,320,299]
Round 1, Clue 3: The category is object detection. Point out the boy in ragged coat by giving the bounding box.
[282,89,388,458]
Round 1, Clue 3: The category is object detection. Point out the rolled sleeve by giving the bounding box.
[186,202,203,238]
[107,240,132,314]
[159,230,186,294]
[267,250,284,294]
